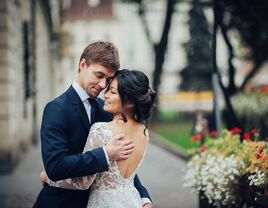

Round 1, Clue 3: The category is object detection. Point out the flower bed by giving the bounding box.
[184,128,268,207]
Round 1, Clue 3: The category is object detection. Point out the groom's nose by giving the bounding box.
[99,79,107,89]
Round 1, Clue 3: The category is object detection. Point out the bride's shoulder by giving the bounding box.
[90,122,109,131]
[90,122,113,136]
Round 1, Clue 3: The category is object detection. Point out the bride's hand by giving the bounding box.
[105,133,135,160]
[40,170,48,186]
[143,203,153,208]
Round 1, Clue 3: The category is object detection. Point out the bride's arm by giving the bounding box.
[42,124,107,190]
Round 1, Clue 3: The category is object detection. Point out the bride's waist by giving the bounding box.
[92,185,137,192]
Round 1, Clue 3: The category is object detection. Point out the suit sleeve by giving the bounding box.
[41,102,108,181]
[134,174,151,201]
[45,124,108,189]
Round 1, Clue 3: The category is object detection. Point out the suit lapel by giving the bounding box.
[66,86,90,131]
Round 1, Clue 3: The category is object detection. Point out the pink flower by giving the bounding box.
[243,133,251,141]
[200,145,207,152]
[191,134,204,142]
[210,131,217,138]
[250,128,257,136]
[230,127,242,135]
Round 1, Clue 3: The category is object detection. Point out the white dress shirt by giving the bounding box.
[72,81,110,164]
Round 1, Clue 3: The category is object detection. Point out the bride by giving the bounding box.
[41,69,156,208]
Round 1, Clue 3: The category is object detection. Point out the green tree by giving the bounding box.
[215,0,268,129]
[179,0,212,92]
[217,0,268,95]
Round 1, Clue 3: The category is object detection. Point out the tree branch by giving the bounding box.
[239,61,263,91]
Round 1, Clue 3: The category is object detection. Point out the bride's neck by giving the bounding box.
[112,114,136,125]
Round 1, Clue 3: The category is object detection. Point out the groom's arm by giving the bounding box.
[41,102,108,181]
[134,175,152,206]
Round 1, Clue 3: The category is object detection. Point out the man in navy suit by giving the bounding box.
[34,41,152,208]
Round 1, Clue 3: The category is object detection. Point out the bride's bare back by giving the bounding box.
[108,119,148,179]
[109,120,149,179]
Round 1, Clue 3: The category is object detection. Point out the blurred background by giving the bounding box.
[0,0,268,207]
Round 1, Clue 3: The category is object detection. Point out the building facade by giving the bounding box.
[0,0,60,172]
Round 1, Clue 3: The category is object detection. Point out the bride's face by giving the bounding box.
[103,79,122,115]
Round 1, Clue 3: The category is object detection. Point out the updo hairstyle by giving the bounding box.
[114,69,156,132]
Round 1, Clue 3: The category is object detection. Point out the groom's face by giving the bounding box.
[77,59,115,97]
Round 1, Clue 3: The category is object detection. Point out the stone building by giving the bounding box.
[0,0,60,172]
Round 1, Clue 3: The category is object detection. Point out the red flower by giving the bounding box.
[250,128,257,136]
[200,145,207,152]
[258,146,265,154]
[191,134,204,142]
[264,137,268,142]
[261,155,268,161]
[230,127,242,135]
[243,133,251,141]
[256,147,264,159]
[210,131,217,138]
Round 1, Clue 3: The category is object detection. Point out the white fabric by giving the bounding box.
[47,122,148,208]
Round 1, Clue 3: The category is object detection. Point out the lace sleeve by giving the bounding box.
[46,123,108,190]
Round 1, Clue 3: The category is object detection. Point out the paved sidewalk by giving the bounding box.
[0,145,43,208]
[0,135,197,208]
[138,141,198,208]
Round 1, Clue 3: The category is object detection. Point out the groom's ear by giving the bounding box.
[79,58,87,71]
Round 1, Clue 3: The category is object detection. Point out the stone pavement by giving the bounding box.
[0,135,198,208]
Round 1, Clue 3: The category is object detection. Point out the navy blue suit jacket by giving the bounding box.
[34,86,150,208]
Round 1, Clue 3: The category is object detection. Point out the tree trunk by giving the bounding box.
[219,77,241,130]
[219,21,237,96]
[151,0,175,93]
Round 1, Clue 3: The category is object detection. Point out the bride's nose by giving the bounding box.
[104,92,109,99]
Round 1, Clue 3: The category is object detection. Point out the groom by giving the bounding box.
[34,41,152,208]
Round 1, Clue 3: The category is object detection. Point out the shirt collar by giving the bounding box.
[72,81,90,102]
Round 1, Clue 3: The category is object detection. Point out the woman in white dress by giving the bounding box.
[41,69,156,208]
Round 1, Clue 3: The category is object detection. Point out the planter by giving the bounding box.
[239,178,268,208]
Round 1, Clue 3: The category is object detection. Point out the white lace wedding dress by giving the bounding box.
[47,122,147,208]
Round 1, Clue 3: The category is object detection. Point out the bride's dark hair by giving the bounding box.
[113,69,156,133]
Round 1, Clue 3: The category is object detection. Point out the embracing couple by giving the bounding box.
[33,41,156,208]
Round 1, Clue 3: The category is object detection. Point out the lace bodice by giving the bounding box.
[47,122,147,207]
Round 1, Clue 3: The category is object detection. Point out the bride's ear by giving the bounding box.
[124,102,134,109]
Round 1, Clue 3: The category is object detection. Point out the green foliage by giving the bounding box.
[179,0,212,92]
[154,114,197,150]
[229,93,268,139]
[200,129,242,157]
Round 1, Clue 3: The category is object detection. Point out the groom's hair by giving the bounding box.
[78,40,120,72]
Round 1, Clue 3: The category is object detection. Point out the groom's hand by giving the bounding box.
[105,133,134,160]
